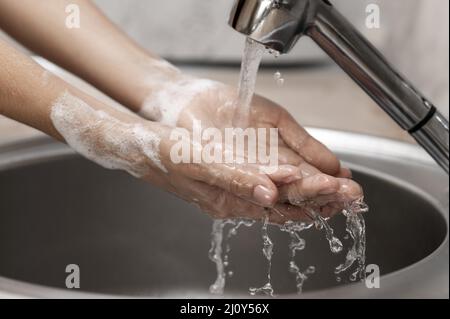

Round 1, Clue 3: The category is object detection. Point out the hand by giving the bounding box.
[50,91,312,223]
[137,76,363,223]
[49,82,360,226]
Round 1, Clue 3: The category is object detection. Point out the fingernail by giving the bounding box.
[341,167,353,178]
[253,185,275,207]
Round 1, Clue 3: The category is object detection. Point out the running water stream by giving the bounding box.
[209,37,369,296]
[249,215,274,296]
[335,199,369,282]
[233,38,266,128]
[209,219,255,294]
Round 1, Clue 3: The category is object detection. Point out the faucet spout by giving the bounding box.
[229,0,449,174]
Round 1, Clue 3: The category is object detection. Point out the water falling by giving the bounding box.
[233,38,266,128]
[209,198,368,295]
[335,198,369,282]
[208,36,369,296]
[279,221,316,293]
[208,220,227,294]
[249,215,275,296]
[289,200,344,255]
[209,219,255,294]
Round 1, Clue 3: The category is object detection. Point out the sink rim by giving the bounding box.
[0,130,448,299]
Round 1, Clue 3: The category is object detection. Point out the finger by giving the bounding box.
[265,164,302,185]
[336,167,353,178]
[272,143,303,166]
[337,178,364,202]
[277,110,341,176]
[186,180,315,224]
[189,183,271,220]
[268,161,321,184]
[278,173,340,204]
[186,162,279,207]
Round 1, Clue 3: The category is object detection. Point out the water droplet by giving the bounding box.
[306,266,316,274]
[336,276,342,283]
[274,71,281,80]
[274,71,284,86]
[249,282,274,297]
[267,48,280,58]
[330,237,343,254]
[228,271,234,277]
[276,78,285,86]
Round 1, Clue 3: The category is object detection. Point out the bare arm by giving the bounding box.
[0,0,177,113]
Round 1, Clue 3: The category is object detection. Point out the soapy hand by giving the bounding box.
[136,76,363,223]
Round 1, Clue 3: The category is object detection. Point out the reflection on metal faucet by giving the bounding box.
[229,0,449,174]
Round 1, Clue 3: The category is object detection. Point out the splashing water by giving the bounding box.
[208,36,369,295]
[289,200,344,254]
[224,219,256,269]
[279,221,315,293]
[233,38,266,128]
[209,219,255,294]
[209,198,368,295]
[208,220,227,294]
[335,198,369,282]
[249,215,275,296]
[315,213,344,254]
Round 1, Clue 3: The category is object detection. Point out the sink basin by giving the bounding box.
[0,130,448,298]
[0,57,447,298]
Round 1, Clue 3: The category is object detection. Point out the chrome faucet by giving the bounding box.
[229,0,449,174]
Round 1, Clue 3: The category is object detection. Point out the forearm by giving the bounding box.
[0,38,142,139]
[0,0,180,113]
[0,38,64,139]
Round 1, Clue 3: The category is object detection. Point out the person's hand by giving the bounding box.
[136,76,363,223]
[50,91,314,223]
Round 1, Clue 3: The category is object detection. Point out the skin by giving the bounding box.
[0,0,363,224]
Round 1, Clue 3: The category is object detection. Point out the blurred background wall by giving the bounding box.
[93,0,449,117]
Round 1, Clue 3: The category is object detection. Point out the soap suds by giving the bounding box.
[139,78,220,126]
[50,91,166,176]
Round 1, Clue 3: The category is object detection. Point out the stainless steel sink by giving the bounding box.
[0,129,448,298]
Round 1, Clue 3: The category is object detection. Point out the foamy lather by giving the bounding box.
[51,91,167,177]
[139,77,222,126]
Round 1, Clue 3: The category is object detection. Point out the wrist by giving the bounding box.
[50,90,170,177]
